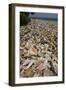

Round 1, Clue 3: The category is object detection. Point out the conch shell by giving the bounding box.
[29,46,38,56]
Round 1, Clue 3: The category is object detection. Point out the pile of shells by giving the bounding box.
[20,19,58,77]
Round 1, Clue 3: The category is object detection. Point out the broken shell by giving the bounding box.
[44,68,54,76]
[23,59,30,66]
[29,46,38,56]
[44,44,49,51]
[36,63,45,71]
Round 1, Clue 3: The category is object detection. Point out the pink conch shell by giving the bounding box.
[23,59,34,69]
[23,59,30,66]
[36,63,44,71]
[36,59,50,71]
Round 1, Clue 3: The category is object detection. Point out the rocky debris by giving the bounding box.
[20,19,58,77]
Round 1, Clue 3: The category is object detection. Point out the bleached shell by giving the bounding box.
[52,62,58,74]
[44,44,49,51]
[29,46,38,55]
[44,68,54,76]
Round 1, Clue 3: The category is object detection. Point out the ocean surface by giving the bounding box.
[29,13,58,25]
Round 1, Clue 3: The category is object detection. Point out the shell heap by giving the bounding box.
[20,19,58,77]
